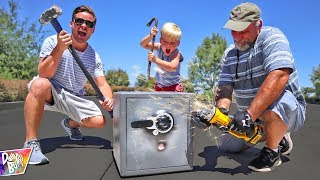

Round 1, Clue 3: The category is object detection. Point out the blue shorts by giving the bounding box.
[220,90,306,153]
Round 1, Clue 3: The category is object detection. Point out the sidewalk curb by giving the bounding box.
[0,101,24,111]
[0,97,97,112]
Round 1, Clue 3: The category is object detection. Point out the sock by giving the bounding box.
[64,118,73,128]
[272,148,278,153]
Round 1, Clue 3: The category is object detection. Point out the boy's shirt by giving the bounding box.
[155,45,183,87]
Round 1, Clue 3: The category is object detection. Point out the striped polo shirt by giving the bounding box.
[155,45,183,87]
[39,35,104,95]
[218,26,306,110]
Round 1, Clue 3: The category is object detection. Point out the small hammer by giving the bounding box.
[39,5,113,117]
[146,17,158,80]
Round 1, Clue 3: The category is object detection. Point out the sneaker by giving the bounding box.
[61,118,83,141]
[248,147,282,172]
[279,132,293,155]
[23,139,49,165]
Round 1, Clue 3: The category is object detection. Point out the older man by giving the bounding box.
[216,2,306,172]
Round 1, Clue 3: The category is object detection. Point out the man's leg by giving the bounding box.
[24,77,53,142]
[58,90,106,140]
[248,90,305,172]
[247,111,286,172]
[260,111,288,150]
[69,116,106,128]
[24,77,52,165]
[61,116,106,141]
[219,133,250,153]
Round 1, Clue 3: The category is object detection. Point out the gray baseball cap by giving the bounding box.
[224,2,261,31]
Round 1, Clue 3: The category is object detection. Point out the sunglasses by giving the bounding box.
[235,49,253,81]
[73,18,95,28]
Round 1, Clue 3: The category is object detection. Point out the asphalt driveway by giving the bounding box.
[0,100,318,180]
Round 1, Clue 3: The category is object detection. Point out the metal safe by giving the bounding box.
[112,92,194,177]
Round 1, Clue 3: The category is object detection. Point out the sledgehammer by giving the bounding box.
[39,5,113,118]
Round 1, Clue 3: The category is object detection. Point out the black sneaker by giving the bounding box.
[248,147,282,172]
[279,133,293,155]
[61,118,83,141]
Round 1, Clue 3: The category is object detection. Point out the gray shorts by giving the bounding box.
[220,90,306,153]
[28,77,103,123]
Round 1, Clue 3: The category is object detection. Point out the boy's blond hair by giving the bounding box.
[161,22,182,41]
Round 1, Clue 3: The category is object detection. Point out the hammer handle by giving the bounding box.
[50,19,63,34]
[67,46,113,118]
[147,35,156,80]
[146,18,158,80]
[49,18,113,118]
[67,46,105,102]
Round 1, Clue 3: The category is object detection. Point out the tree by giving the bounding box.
[188,33,227,99]
[301,87,315,98]
[181,78,194,93]
[0,1,44,79]
[310,64,320,100]
[301,86,316,104]
[135,73,155,89]
[105,68,130,86]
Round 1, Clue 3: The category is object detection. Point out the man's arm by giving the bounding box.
[38,46,64,78]
[38,30,72,78]
[94,76,112,99]
[215,84,234,112]
[94,76,113,111]
[247,68,290,121]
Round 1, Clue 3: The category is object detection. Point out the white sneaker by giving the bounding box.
[23,139,49,165]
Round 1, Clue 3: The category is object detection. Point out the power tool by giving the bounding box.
[192,106,264,146]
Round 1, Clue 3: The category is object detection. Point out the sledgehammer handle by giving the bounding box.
[67,46,113,118]
[50,18,113,118]
[50,18,63,33]
[50,19,104,101]
[49,19,104,101]
[67,46,104,101]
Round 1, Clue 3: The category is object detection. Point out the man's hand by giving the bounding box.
[99,98,114,111]
[57,30,72,51]
[191,109,212,129]
[230,110,255,135]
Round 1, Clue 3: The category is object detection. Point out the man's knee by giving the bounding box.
[29,78,51,97]
[95,117,106,128]
[260,110,282,123]
[219,133,249,153]
[82,116,106,128]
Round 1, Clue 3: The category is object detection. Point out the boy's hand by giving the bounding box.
[150,26,158,37]
[148,52,157,63]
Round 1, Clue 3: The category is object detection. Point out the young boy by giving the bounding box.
[140,22,184,92]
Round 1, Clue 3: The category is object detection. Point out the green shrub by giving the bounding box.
[0,79,28,102]
[0,81,12,102]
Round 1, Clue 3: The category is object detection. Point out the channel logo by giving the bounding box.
[0,148,32,176]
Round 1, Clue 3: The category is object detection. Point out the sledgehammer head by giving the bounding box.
[39,5,62,25]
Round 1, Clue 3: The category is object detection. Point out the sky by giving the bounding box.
[1,0,319,88]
